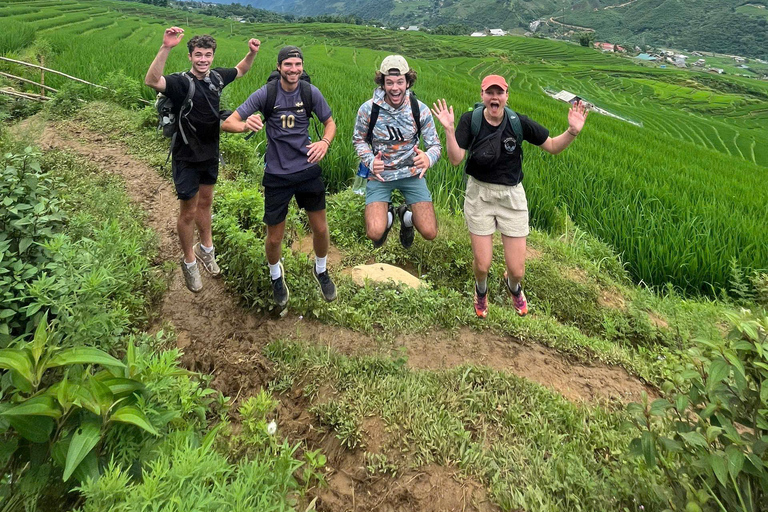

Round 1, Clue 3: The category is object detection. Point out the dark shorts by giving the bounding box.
[172,158,219,200]
[262,165,326,226]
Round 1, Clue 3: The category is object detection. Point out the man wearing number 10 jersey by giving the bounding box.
[222,46,338,307]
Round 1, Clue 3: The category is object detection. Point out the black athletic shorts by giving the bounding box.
[262,165,326,226]
[172,158,219,200]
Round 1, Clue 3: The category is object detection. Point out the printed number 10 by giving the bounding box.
[280,114,295,128]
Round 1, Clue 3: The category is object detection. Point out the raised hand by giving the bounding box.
[248,38,261,54]
[162,27,184,49]
[411,149,430,178]
[567,100,589,135]
[431,99,454,130]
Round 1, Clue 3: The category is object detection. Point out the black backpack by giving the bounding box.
[155,70,225,161]
[365,92,421,145]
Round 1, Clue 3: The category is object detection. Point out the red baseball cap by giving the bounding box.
[481,75,508,92]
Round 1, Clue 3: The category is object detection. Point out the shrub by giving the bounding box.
[627,311,768,511]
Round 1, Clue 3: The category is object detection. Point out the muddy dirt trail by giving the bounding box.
[20,119,655,512]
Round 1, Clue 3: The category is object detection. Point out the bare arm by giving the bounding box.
[539,100,588,155]
[235,39,261,78]
[432,99,465,166]
[222,110,262,134]
[145,27,184,92]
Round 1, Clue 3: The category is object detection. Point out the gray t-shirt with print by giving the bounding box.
[236,81,332,175]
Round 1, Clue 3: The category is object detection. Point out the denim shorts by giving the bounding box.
[365,176,432,205]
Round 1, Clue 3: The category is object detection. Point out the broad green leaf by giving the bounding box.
[723,352,745,381]
[46,347,124,369]
[675,395,689,413]
[88,377,114,414]
[649,399,672,417]
[74,386,100,416]
[641,431,656,467]
[0,309,15,319]
[709,453,728,487]
[706,426,723,444]
[30,312,48,365]
[0,436,18,465]
[0,348,34,385]
[725,445,744,481]
[659,436,683,452]
[0,396,61,418]
[680,431,708,448]
[18,237,32,253]
[99,378,144,398]
[63,419,101,482]
[109,406,158,436]
[6,415,54,443]
[707,358,730,387]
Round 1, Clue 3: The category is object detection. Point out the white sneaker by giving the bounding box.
[180,257,203,293]
[194,242,221,277]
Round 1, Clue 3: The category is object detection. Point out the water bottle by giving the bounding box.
[352,162,369,196]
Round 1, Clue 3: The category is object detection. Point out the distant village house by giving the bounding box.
[594,42,626,52]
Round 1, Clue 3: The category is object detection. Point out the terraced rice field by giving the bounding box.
[2,0,767,295]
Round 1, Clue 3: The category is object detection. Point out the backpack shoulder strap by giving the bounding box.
[410,93,421,140]
[177,72,196,145]
[299,80,313,119]
[263,79,278,120]
[504,107,524,142]
[470,106,484,139]
[365,102,380,145]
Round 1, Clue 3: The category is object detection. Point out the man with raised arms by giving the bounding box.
[432,75,588,318]
[352,55,442,249]
[222,46,337,307]
[145,27,260,292]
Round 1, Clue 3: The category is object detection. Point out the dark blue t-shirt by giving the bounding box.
[236,81,332,175]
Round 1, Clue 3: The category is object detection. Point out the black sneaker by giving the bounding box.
[271,262,289,307]
[313,268,337,302]
[397,204,415,249]
[373,203,396,249]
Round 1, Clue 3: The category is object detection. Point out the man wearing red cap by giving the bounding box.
[432,75,588,318]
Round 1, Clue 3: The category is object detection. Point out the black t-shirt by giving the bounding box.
[163,67,238,162]
[455,109,549,186]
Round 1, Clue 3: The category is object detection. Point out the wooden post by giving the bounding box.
[40,55,45,97]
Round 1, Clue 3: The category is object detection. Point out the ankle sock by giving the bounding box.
[507,278,522,296]
[269,262,282,281]
[387,211,394,229]
[184,259,196,268]
[402,209,413,228]
[476,279,487,295]
[315,255,327,274]
[200,243,213,254]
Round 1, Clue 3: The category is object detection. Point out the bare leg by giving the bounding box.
[265,222,286,265]
[365,201,390,241]
[409,201,438,240]
[178,194,199,262]
[195,184,214,248]
[469,233,494,284]
[306,209,329,259]
[501,235,526,289]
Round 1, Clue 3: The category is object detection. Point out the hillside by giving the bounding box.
[202,0,768,59]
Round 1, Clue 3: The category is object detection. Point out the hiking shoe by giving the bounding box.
[193,242,221,277]
[503,271,528,316]
[397,204,415,249]
[180,257,203,293]
[372,204,396,249]
[474,286,488,318]
[271,262,289,307]
[313,268,337,302]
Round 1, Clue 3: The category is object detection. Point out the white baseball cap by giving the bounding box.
[379,55,410,75]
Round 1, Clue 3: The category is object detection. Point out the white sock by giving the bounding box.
[402,210,413,228]
[315,255,327,274]
[269,262,282,281]
[200,243,213,253]
[476,279,487,295]
[387,211,394,228]
[184,259,196,268]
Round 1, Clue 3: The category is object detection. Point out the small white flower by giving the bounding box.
[267,420,277,435]
[298,315,303,320]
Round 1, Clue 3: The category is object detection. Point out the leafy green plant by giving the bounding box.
[627,311,768,511]
[0,315,158,486]
[0,147,65,346]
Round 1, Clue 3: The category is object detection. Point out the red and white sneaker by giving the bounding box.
[473,286,488,318]
[503,272,528,316]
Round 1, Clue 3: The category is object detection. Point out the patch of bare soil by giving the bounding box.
[24,119,651,511]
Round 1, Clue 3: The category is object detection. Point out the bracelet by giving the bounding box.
[321,138,332,147]
[567,129,578,137]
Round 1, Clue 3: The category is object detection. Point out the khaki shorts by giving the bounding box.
[463,176,529,237]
